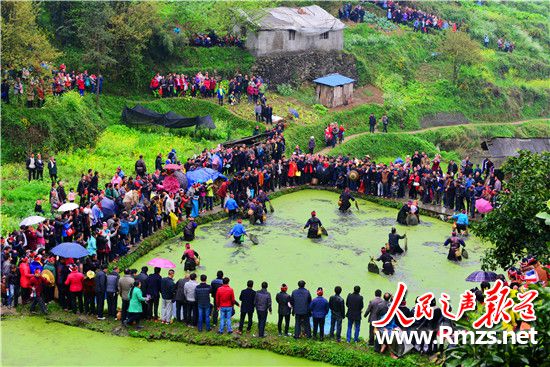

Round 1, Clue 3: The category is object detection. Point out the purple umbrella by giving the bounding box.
[466,270,498,282]
[51,242,89,258]
[100,197,116,218]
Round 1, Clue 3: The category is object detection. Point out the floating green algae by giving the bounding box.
[1,317,327,366]
[133,190,491,336]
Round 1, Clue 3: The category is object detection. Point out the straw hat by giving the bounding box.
[86,270,95,279]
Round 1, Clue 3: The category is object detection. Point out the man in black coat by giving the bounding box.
[35,153,44,180]
[135,155,147,177]
[368,113,376,133]
[146,267,162,320]
[346,285,364,343]
[47,156,57,184]
[95,265,108,320]
[290,280,312,339]
[237,280,256,333]
[136,266,149,318]
[363,289,387,346]
[155,153,164,171]
[329,286,345,342]
[276,283,291,336]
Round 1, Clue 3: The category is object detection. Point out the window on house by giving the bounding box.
[320,32,329,40]
[289,30,296,40]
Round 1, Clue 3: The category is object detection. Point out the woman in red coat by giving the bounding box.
[65,266,84,314]
[19,257,32,304]
[287,160,298,187]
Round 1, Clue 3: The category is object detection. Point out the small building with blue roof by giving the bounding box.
[313,73,355,108]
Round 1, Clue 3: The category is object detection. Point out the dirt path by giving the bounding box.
[331,85,384,111]
[317,119,549,155]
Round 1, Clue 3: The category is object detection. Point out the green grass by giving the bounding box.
[326,120,550,164]
[329,133,459,163]
[0,92,258,232]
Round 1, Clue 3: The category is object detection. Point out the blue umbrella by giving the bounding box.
[288,108,299,118]
[51,242,89,258]
[101,197,116,218]
[466,270,498,282]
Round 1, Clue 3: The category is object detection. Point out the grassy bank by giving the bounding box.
[326,120,550,163]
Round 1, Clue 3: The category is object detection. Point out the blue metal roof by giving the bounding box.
[313,73,355,87]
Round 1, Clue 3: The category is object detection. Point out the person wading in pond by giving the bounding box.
[228,218,247,244]
[182,217,197,241]
[388,227,406,255]
[338,187,355,212]
[180,243,200,272]
[443,231,465,261]
[304,211,322,239]
[376,247,395,275]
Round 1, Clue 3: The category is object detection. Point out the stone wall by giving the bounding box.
[251,50,357,88]
[420,112,469,128]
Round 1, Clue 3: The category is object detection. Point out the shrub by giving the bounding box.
[276,83,294,96]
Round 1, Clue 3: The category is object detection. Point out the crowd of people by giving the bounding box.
[1,64,104,106]
[149,72,266,107]
[371,1,459,33]
[338,3,366,23]
[2,247,544,359]
[2,112,547,361]
[190,31,244,48]
[13,117,504,270]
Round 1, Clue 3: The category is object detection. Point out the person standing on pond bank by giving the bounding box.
[276,284,291,336]
[290,280,312,339]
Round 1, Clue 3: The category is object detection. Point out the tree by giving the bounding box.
[474,151,550,270]
[1,2,60,70]
[438,31,482,85]
[78,3,117,105]
[109,2,157,86]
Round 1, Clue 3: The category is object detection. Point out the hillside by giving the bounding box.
[1,0,549,231]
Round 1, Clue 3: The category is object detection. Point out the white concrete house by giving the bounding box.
[237,5,345,56]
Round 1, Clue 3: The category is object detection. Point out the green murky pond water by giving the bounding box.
[1,317,327,366]
[134,190,489,334]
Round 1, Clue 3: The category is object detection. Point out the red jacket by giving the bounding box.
[29,275,48,297]
[19,262,31,289]
[65,271,84,292]
[215,284,235,308]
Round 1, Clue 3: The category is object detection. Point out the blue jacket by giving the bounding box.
[452,213,469,225]
[119,218,138,235]
[309,296,329,318]
[224,198,239,210]
[229,223,246,237]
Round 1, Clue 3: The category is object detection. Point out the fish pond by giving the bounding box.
[133,190,490,336]
[1,317,328,366]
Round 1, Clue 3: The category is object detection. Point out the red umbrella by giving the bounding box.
[164,164,181,170]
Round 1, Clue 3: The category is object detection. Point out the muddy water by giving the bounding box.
[1,317,327,366]
[134,190,490,335]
